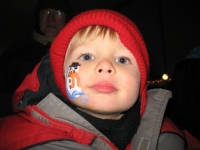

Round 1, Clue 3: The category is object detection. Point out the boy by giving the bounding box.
[0,9,185,150]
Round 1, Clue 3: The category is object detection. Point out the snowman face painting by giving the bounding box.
[65,62,89,103]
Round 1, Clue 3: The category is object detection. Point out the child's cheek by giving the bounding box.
[65,62,89,103]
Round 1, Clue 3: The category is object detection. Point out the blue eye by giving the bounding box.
[116,57,129,64]
[80,53,94,61]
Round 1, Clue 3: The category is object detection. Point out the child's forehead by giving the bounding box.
[67,26,124,50]
[68,34,125,54]
[72,26,119,43]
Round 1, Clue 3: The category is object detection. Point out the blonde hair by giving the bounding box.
[67,25,122,53]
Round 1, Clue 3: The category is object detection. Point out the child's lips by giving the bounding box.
[91,82,117,93]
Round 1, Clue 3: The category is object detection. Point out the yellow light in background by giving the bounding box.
[162,74,168,80]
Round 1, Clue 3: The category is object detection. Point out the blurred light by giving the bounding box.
[162,74,168,80]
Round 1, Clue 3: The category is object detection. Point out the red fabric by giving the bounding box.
[183,130,200,150]
[0,115,73,150]
[12,62,41,112]
[50,9,149,116]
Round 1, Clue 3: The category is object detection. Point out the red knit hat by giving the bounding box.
[50,9,149,116]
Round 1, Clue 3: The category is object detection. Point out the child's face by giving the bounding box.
[64,33,140,119]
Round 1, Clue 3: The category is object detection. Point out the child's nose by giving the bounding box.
[95,59,115,75]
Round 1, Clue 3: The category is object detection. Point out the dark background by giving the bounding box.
[0,0,200,83]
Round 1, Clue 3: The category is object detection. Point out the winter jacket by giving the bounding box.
[0,55,185,150]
